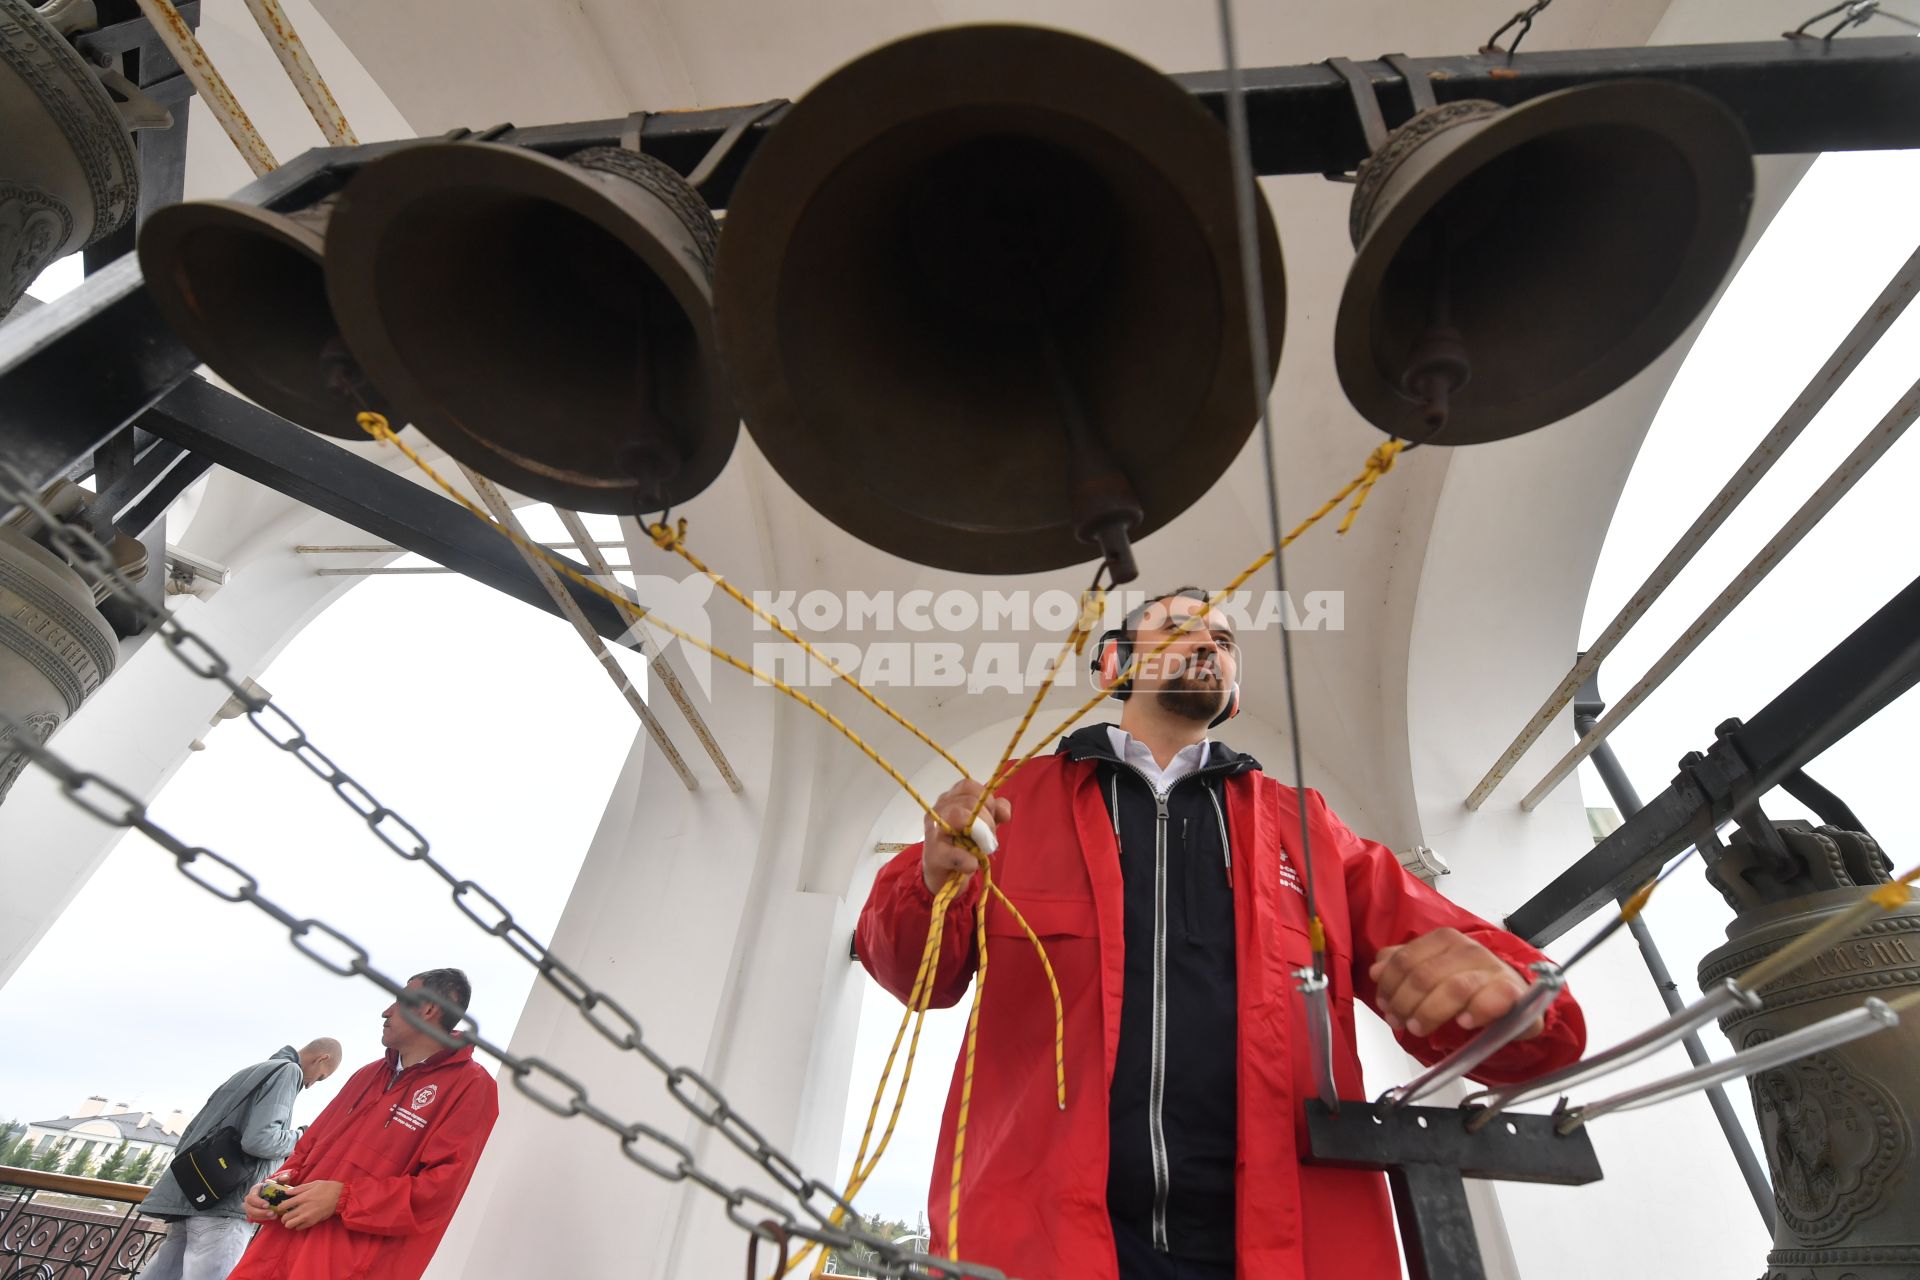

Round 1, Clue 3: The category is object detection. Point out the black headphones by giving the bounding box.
[1089,587,1241,729]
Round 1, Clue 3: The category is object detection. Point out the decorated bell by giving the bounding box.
[1335,81,1753,445]
[1698,821,1920,1280]
[138,196,396,438]
[0,507,122,806]
[324,143,737,514]
[1,0,168,319]
[714,25,1285,581]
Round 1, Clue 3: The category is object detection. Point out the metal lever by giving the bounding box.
[1294,966,1340,1111]
[1464,977,1758,1127]
[1556,997,1900,1132]
[1382,962,1564,1108]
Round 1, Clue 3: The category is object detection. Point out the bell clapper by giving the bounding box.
[1398,245,1472,438]
[1034,304,1144,587]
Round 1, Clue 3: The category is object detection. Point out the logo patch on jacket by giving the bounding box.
[412,1084,438,1110]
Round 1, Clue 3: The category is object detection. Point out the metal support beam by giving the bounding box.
[464,468,699,791]
[555,509,742,792]
[76,1,200,273]
[1304,1100,1603,1280]
[5,37,1918,512]
[1506,571,1920,945]
[133,377,632,639]
[1574,674,1776,1232]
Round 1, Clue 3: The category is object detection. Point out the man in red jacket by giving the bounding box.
[228,968,500,1280]
[857,588,1585,1280]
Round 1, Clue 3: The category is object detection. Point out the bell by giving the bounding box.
[138,196,396,438]
[1697,820,1920,1279]
[0,522,119,806]
[713,25,1285,582]
[323,142,737,515]
[1335,81,1753,445]
[1,0,168,319]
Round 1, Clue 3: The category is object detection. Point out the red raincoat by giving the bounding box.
[228,1042,498,1280]
[856,754,1584,1280]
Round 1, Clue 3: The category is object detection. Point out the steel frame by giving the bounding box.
[1304,1100,1603,1280]
[1507,571,1920,945]
[4,35,1920,631]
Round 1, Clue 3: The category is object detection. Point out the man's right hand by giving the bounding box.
[922,780,1010,895]
[242,1184,279,1225]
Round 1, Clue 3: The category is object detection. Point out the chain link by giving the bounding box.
[0,465,1005,1280]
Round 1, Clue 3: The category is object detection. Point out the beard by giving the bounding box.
[1155,667,1228,723]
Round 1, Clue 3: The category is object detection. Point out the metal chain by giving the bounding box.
[0,464,1004,1280]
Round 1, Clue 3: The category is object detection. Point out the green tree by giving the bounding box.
[0,1120,30,1168]
[142,1157,166,1186]
[62,1139,97,1178]
[29,1137,68,1172]
[96,1141,131,1182]
[125,1147,155,1184]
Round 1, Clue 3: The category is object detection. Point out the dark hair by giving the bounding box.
[407,968,472,1030]
[1124,586,1222,646]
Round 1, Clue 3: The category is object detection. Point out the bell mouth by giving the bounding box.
[138,200,388,438]
[325,142,737,515]
[715,24,1286,576]
[1335,80,1754,445]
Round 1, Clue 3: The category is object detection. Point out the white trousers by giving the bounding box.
[141,1214,254,1280]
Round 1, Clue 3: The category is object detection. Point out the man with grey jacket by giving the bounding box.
[141,1039,341,1280]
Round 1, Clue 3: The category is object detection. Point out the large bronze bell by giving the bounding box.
[323,143,737,515]
[1335,81,1753,445]
[1698,821,1920,1280]
[1,0,168,319]
[138,196,396,438]
[714,25,1285,581]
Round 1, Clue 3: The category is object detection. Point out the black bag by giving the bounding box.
[169,1124,254,1209]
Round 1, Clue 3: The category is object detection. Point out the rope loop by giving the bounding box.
[649,518,690,553]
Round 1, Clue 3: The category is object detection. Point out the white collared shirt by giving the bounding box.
[1107,725,1211,796]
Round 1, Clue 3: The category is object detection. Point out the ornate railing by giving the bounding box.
[0,1167,166,1279]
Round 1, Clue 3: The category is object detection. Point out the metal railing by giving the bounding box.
[0,1166,167,1279]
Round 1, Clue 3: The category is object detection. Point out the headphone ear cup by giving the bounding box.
[1094,632,1129,700]
[1210,682,1242,728]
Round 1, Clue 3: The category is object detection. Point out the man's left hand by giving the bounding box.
[277,1180,344,1231]
[1368,927,1544,1041]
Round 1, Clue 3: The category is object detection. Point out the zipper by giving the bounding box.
[1104,750,1245,1255]
[1148,784,1172,1252]
[1206,786,1231,888]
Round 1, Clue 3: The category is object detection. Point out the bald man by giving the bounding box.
[142,1039,341,1280]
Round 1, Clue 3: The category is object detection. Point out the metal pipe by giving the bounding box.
[1521,372,1920,811]
[1466,243,1920,810]
[1464,980,1757,1120]
[313,565,634,576]
[238,0,357,147]
[556,509,742,793]
[1577,703,1777,1229]
[132,0,278,176]
[296,542,624,554]
[1557,998,1899,1131]
[1381,963,1565,1107]
[1294,967,1339,1111]
[462,468,698,791]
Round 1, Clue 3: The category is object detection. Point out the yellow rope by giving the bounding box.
[367,409,1406,1263]
[356,413,970,842]
[966,585,1106,828]
[647,519,971,779]
[984,882,1068,1110]
[980,437,1406,801]
[948,856,995,1261]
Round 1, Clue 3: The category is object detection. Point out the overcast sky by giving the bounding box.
[4,143,1917,1244]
